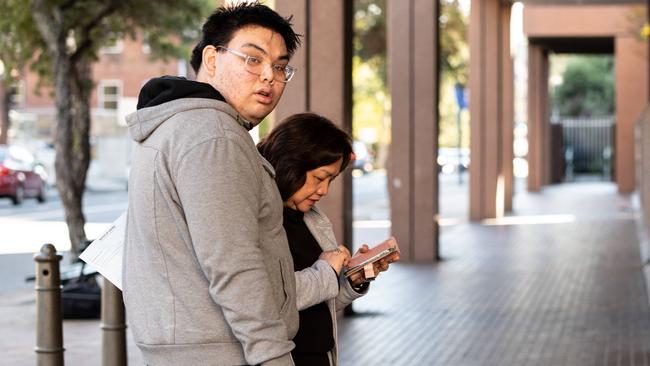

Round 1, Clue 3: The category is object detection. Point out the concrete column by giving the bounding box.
[388,0,438,261]
[274,0,353,246]
[501,5,514,212]
[527,43,550,192]
[469,0,512,219]
[542,54,551,186]
[274,0,308,117]
[616,36,648,193]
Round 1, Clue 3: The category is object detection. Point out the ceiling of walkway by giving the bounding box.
[516,0,644,4]
[529,37,614,53]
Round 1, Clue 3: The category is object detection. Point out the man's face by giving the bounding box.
[203,25,289,126]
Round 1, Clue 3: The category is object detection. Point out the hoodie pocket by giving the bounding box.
[278,258,292,314]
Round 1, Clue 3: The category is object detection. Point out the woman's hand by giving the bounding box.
[347,244,401,286]
[347,244,369,286]
[373,249,400,273]
[319,245,351,275]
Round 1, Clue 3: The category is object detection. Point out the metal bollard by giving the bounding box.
[101,280,127,366]
[34,243,64,366]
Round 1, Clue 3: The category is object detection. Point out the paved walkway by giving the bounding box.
[2,180,649,365]
[339,181,650,365]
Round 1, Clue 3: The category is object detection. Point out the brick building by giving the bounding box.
[10,33,185,184]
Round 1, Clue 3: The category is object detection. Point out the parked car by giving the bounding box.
[353,141,374,174]
[0,145,47,205]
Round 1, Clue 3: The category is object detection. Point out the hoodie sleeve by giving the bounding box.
[335,274,368,310]
[176,136,294,366]
[294,259,340,310]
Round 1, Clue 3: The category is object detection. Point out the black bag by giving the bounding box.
[61,262,101,319]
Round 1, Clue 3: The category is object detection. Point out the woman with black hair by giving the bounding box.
[258,113,397,366]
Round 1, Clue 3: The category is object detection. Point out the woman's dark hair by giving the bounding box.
[257,113,353,201]
[190,1,301,73]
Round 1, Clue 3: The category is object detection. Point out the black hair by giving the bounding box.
[257,113,353,201]
[190,1,301,73]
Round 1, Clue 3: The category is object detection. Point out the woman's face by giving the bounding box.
[285,158,343,212]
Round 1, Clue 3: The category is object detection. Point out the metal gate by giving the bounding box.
[561,116,615,179]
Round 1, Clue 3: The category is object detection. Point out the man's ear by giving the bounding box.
[202,45,218,76]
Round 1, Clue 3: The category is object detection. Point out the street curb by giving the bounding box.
[0,289,35,306]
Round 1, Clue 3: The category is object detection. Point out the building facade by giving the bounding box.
[11,33,184,184]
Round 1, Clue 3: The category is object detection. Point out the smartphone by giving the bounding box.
[345,237,399,277]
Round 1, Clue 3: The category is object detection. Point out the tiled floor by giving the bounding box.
[338,182,650,365]
[2,181,649,365]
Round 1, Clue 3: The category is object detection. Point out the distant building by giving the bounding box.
[10,33,188,185]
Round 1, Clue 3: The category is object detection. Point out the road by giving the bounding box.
[0,187,128,293]
[0,170,470,294]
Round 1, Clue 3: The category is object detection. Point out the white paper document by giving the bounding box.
[79,211,127,290]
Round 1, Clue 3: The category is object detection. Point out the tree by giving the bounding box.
[354,0,386,83]
[354,0,468,84]
[351,0,470,158]
[438,0,469,148]
[0,78,12,145]
[0,0,211,260]
[439,0,468,86]
[553,56,614,117]
[0,2,37,145]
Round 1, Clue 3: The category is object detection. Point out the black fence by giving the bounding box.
[560,116,615,179]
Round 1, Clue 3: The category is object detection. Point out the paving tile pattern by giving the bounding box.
[2,182,648,365]
[338,183,650,366]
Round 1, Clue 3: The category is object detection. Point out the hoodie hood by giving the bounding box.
[126,76,253,142]
[136,76,224,110]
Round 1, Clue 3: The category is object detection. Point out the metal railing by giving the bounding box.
[560,116,615,179]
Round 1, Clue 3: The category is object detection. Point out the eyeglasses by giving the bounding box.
[217,46,296,83]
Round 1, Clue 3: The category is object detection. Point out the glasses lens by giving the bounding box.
[239,50,295,83]
[244,56,264,74]
[284,66,295,82]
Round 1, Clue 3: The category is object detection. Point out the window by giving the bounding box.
[99,80,122,110]
[140,31,151,54]
[100,38,124,54]
[10,80,25,105]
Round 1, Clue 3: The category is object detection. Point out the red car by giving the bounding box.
[0,145,47,205]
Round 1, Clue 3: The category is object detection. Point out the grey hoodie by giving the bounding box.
[297,206,369,365]
[123,78,298,366]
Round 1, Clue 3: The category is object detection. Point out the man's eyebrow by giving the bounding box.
[241,43,290,61]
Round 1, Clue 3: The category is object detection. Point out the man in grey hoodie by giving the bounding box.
[123,3,301,365]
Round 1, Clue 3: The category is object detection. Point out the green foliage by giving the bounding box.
[440,0,468,86]
[353,0,386,84]
[553,55,614,117]
[351,0,470,150]
[0,0,43,83]
[0,0,214,254]
[438,75,469,149]
[352,55,388,144]
[354,0,385,60]
[439,0,469,148]
[0,0,213,86]
[353,0,468,90]
[352,0,387,144]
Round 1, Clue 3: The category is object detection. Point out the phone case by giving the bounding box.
[345,237,400,278]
